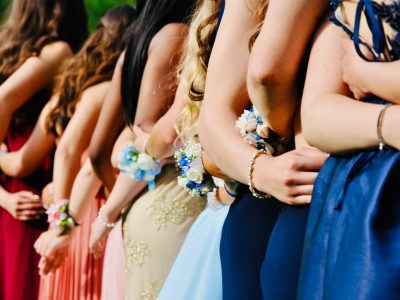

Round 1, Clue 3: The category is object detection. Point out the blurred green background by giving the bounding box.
[0,0,137,32]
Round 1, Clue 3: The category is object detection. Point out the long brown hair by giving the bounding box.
[45,5,137,138]
[0,0,88,131]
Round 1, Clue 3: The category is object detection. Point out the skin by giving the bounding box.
[89,23,188,255]
[247,0,328,138]
[2,81,111,275]
[0,42,72,144]
[302,22,400,153]
[0,41,72,221]
[199,0,327,205]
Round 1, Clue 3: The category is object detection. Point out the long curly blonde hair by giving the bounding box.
[175,0,221,143]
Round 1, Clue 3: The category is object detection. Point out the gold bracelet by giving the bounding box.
[377,104,391,151]
[247,149,271,199]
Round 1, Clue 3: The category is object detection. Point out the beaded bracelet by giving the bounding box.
[98,206,116,229]
[247,149,271,200]
[377,104,391,151]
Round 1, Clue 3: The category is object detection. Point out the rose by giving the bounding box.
[186,168,204,184]
[246,118,257,132]
[136,153,159,170]
[177,176,189,188]
[188,158,205,174]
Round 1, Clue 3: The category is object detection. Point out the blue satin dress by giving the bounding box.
[298,1,400,299]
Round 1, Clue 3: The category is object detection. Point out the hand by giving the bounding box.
[0,191,44,221]
[253,147,328,205]
[89,217,111,259]
[34,229,72,276]
[41,182,54,209]
[341,38,372,100]
[133,125,150,153]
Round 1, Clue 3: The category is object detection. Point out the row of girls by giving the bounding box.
[1,0,400,299]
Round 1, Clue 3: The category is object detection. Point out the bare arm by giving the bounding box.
[199,0,261,184]
[341,39,400,103]
[68,159,102,223]
[52,82,109,201]
[89,56,125,191]
[247,0,328,138]
[200,0,327,205]
[301,22,398,153]
[134,81,187,159]
[0,42,72,144]
[0,99,56,177]
[133,23,187,132]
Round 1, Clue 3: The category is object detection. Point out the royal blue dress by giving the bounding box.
[298,1,400,299]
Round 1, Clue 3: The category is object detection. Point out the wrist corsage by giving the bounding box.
[47,199,78,235]
[118,144,162,190]
[236,106,291,155]
[174,141,214,197]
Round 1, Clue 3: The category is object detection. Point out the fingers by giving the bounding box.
[291,171,318,185]
[16,191,40,200]
[290,185,314,197]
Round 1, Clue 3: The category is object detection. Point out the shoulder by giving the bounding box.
[150,23,188,52]
[39,41,73,63]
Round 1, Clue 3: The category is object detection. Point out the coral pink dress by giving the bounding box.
[38,191,105,300]
[0,93,52,300]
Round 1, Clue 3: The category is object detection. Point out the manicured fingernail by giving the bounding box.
[33,195,40,200]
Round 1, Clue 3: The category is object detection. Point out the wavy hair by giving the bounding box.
[121,0,196,127]
[175,0,222,142]
[45,5,137,138]
[0,0,88,130]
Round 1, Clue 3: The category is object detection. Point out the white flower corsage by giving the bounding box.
[174,141,214,197]
[236,106,290,155]
[118,145,161,190]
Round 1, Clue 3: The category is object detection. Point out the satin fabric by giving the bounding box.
[219,191,281,300]
[299,100,400,299]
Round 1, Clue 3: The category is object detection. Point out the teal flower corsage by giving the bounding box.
[174,141,214,197]
[117,145,161,190]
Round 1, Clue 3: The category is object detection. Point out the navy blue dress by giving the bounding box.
[298,1,400,299]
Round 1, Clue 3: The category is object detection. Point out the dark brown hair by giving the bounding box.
[45,4,137,138]
[0,0,88,131]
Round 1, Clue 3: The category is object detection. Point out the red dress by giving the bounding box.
[0,93,53,300]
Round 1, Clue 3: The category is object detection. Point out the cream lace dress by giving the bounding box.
[122,165,205,300]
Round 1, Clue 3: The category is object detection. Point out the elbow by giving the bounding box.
[9,162,29,178]
[248,59,286,90]
[300,99,318,148]
[89,144,109,173]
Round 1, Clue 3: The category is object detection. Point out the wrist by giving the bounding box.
[100,205,120,225]
[382,105,400,149]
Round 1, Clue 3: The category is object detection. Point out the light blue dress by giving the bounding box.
[157,199,230,300]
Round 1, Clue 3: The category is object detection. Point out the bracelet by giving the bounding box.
[377,104,391,151]
[98,206,117,229]
[47,199,79,235]
[247,149,271,200]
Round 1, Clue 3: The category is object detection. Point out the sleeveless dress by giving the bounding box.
[0,91,52,300]
[123,164,205,300]
[298,1,400,299]
[39,155,104,300]
[101,220,126,300]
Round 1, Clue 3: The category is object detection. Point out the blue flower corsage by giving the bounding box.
[174,141,214,197]
[117,145,161,190]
